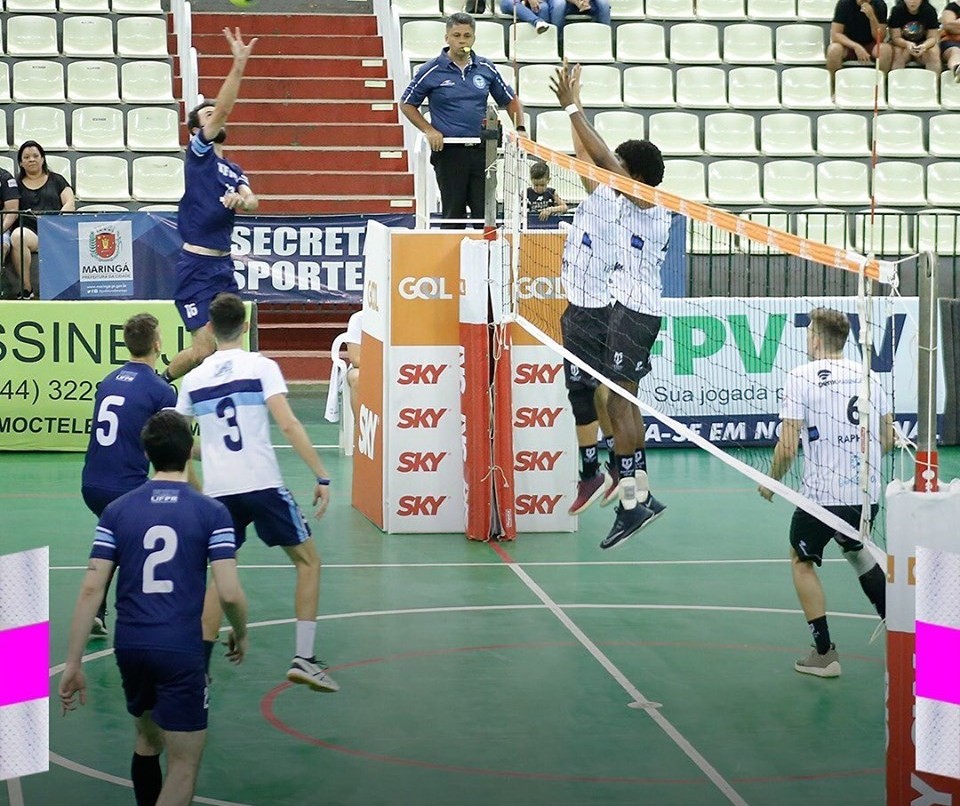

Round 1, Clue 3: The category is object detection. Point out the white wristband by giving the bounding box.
[564,104,579,116]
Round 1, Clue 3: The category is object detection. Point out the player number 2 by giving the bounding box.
[142,525,178,594]
[95,395,125,446]
[846,395,859,425]
[216,396,243,451]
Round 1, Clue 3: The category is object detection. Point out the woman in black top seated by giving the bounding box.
[11,140,75,299]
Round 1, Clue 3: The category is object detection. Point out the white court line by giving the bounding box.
[6,778,24,806]
[501,561,750,806]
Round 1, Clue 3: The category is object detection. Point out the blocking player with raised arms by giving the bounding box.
[61,410,248,806]
[81,313,177,636]
[759,308,892,678]
[163,27,259,383]
[176,293,338,693]
[551,64,672,550]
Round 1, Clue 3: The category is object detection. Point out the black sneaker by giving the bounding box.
[89,615,108,638]
[600,502,657,550]
[17,288,35,300]
[641,492,667,521]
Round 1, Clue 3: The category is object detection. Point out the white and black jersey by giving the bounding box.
[609,197,673,316]
[560,185,618,309]
[780,358,890,506]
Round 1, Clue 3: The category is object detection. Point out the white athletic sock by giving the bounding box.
[296,620,317,660]
[619,476,638,510]
[634,469,650,504]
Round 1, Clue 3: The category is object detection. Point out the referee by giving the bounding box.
[400,12,525,227]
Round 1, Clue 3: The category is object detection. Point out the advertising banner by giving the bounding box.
[0,300,251,452]
[40,213,415,303]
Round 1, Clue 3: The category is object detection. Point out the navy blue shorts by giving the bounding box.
[81,485,126,518]
[115,648,208,732]
[216,486,312,549]
[790,504,878,566]
[173,251,239,332]
[605,303,662,385]
[561,304,610,391]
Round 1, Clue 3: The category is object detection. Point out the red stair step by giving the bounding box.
[189,33,383,57]
[200,77,394,101]
[248,171,414,195]
[195,55,387,79]
[256,197,415,215]
[193,13,378,37]
[230,101,397,124]
[230,147,407,172]
[227,123,404,148]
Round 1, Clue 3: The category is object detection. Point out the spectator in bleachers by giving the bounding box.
[0,166,20,270]
[826,0,893,89]
[11,140,74,300]
[527,160,568,221]
[940,0,960,79]
[500,0,553,34]
[549,0,611,29]
[888,0,941,71]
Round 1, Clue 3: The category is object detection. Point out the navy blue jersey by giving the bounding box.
[177,128,249,252]
[90,481,236,654]
[82,362,177,494]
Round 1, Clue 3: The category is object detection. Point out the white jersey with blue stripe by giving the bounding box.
[176,348,287,497]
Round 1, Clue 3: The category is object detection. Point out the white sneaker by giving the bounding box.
[287,657,340,692]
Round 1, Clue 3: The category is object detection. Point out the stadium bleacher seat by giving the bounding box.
[817,160,871,205]
[939,70,960,110]
[704,112,758,155]
[12,60,65,102]
[661,159,707,200]
[13,106,67,149]
[46,154,72,184]
[518,64,560,105]
[616,23,668,63]
[648,111,702,155]
[763,160,817,205]
[759,112,813,155]
[834,67,886,109]
[623,66,675,106]
[722,23,775,64]
[562,22,613,63]
[708,159,763,204]
[121,60,174,103]
[138,204,178,211]
[112,0,164,11]
[533,110,574,152]
[727,67,780,108]
[593,110,645,146]
[775,23,825,64]
[126,107,180,151]
[132,156,185,202]
[886,69,938,110]
[7,0,57,11]
[401,20,443,61]
[6,15,59,57]
[669,22,722,63]
[675,66,728,108]
[0,111,7,149]
[60,0,111,12]
[75,155,131,201]
[0,65,10,104]
[780,66,832,109]
[645,0,695,18]
[509,21,559,62]
[696,0,745,20]
[928,114,960,157]
[874,113,926,157]
[67,60,120,103]
[392,0,440,16]
[795,207,849,248]
[852,208,913,254]
[872,162,926,206]
[72,106,125,151]
[63,16,115,57]
[747,0,796,20]
[816,112,870,156]
[495,62,516,89]
[740,207,790,253]
[474,20,507,60]
[117,16,168,57]
[609,0,645,19]
[797,0,835,20]
[918,209,960,255]
[78,204,128,211]
[926,162,960,206]
[579,65,623,106]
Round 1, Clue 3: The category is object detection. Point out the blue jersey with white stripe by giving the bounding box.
[176,348,287,497]
[400,48,515,138]
[177,128,249,252]
[90,481,236,654]
[82,362,177,494]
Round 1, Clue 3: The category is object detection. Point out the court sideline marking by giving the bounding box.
[489,541,751,806]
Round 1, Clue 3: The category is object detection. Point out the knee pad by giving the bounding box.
[567,385,597,426]
[842,546,876,576]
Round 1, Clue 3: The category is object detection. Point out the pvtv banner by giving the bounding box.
[39,213,415,303]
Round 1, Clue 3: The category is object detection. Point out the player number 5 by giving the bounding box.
[142,525,178,594]
[95,395,125,447]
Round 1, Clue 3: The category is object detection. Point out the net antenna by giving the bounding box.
[501,132,909,564]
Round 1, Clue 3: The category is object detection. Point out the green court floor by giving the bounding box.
[3,387,946,806]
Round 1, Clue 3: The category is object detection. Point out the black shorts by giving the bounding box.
[115,647,208,732]
[604,302,662,385]
[561,304,610,390]
[790,504,878,566]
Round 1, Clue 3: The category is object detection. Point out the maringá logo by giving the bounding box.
[89,227,121,261]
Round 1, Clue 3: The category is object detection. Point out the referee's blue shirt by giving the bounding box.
[401,47,515,138]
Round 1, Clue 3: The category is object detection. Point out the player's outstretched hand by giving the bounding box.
[59,664,87,715]
[224,629,247,664]
[758,485,774,502]
[223,27,258,65]
[550,59,580,108]
[313,482,330,520]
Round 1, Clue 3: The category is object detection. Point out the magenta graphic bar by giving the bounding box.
[0,622,49,708]
[916,620,960,706]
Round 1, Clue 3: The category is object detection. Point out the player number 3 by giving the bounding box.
[142,525,178,594]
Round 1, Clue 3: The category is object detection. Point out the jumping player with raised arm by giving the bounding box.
[551,64,673,550]
[176,293,338,693]
[164,28,259,383]
[759,308,892,678]
[61,410,248,806]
